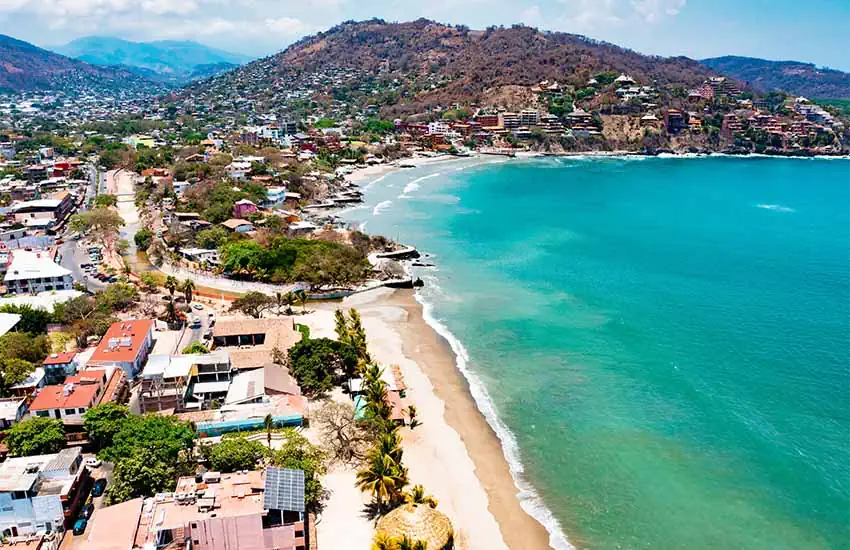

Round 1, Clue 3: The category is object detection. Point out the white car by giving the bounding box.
[192,303,204,311]
[85,457,102,468]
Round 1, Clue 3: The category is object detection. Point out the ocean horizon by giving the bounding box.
[343,155,850,549]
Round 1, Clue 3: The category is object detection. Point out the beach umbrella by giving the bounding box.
[376,503,454,550]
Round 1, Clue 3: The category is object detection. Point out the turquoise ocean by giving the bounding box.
[342,156,850,550]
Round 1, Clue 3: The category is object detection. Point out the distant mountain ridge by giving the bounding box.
[700,56,850,99]
[189,19,726,115]
[0,34,157,93]
[55,36,252,84]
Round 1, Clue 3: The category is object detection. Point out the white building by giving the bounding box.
[3,251,73,295]
[0,448,88,536]
[427,121,451,135]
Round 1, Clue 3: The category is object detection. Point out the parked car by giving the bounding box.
[85,457,102,468]
[73,518,88,536]
[192,303,203,311]
[91,478,107,497]
[80,503,94,519]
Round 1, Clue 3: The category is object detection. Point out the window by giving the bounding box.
[35,410,49,417]
[78,408,86,414]
[64,409,76,415]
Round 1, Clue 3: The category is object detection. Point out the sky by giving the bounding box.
[0,0,848,70]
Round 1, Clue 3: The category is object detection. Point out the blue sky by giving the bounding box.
[0,0,847,70]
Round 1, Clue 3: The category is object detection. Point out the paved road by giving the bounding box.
[176,303,211,352]
[59,240,108,292]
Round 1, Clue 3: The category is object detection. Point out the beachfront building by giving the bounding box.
[3,251,73,294]
[0,448,89,536]
[85,467,309,550]
[88,319,155,379]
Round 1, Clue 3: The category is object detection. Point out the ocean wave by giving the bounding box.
[358,221,368,232]
[361,173,391,192]
[413,291,574,550]
[756,203,795,213]
[372,200,393,216]
[404,172,442,194]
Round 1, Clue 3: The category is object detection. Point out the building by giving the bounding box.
[139,352,232,414]
[220,218,254,233]
[233,199,258,219]
[88,319,155,379]
[519,109,541,126]
[8,368,45,398]
[27,369,110,425]
[0,397,27,429]
[0,313,20,338]
[211,318,301,369]
[178,248,220,266]
[501,112,520,130]
[0,448,89,536]
[8,193,74,229]
[3,251,73,295]
[664,109,688,134]
[90,467,308,550]
[41,352,77,385]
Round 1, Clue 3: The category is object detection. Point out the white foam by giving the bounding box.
[372,200,393,216]
[756,203,795,213]
[404,172,442,194]
[362,173,390,192]
[413,290,574,550]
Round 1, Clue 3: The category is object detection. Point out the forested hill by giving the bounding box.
[0,34,157,94]
[186,19,726,113]
[701,56,850,99]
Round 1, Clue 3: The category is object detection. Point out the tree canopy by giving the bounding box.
[268,429,327,511]
[287,337,358,395]
[200,437,267,472]
[6,417,65,456]
[83,402,130,451]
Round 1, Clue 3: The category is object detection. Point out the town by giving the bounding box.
[0,17,846,550]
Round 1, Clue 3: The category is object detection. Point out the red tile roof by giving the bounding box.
[89,319,154,365]
[29,381,101,411]
[43,351,77,366]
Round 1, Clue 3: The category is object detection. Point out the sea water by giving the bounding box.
[343,156,850,550]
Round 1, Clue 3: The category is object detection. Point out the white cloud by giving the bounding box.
[519,4,543,27]
[264,16,314,36]
[630,0,686,23]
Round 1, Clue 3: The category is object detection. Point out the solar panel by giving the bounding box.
[263,467,305,513]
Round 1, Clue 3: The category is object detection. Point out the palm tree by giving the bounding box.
[370,429,404,465]
[181,279,196,304]
[264,414,274,450]
[334,309,350,345]
[356,453,407,511]
[164,275,179,298]
[295,289,308,313]
[405,484,438,509]
[283,292,297,315]
[371,532,398,550]
[407,405,420,429]
[395,536,427,550]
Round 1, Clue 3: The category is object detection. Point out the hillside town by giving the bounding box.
[0,17,845,550]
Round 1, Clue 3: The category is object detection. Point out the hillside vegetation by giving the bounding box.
[701,56,850,99]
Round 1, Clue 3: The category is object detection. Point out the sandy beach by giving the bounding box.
[302,288,552,550]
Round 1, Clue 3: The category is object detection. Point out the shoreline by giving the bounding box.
[318,288,559,549]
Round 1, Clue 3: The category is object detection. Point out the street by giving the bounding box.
[176,302,211,352]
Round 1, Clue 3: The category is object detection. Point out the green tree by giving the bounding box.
[99,414,195,465]
[1,358,35,392]
[139,272,159,293]
[0,332,50,364]
[104,447,179,505]
[356,453,408,511]
[229,291,274,319]
[405,484,438,508]
[164,276,180,298]
[264,414,274,449]
[201,437,267,472]
[134,229,153,251]
[83,403,130,451]
[181,279,196,304]
[268,429,327,511]
[69,208,124,240]
[195,226,229,249]
[0,304,51,334]
[287,337,359,395]
[182,342,210,354]
[6,417,65,456]
[295,289,308,313]
[94,194,118,208]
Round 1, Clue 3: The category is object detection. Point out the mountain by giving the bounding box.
[701,56,850,99]
[187,19,724,115]
[55,36,251,84]
[0,34,157,93]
